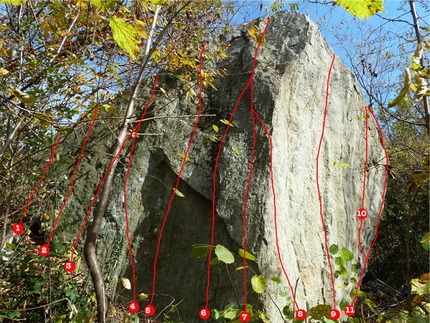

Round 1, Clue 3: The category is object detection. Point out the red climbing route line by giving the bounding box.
[71,76,159,260]
[19,136,62,225]
[357,107,370,264]
[149,42,206,306]
[352,107,389,305]
[252,110,300,311]
[315,54,337,309]
[205,18,271,313]
[242,55,258,312]
[361,107,369,210]
[366,107,389,255]
[124,79,159,302]
[47,109,98,245]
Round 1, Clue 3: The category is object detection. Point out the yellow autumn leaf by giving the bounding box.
[334,0,385,19]
[76,0,89,9]
[121,277,131,290]
[109,16,140,59]
[134,19,148,39]
[149,0,169,5]
[0,0,27,5]
[212,125,219,132]
[177,152,191,161]
[220,119,234,127]
[138,293,148,300]
[388,69,411,108]
[0,67,9,75]
[247,24,258,42]
[10,87,36,106]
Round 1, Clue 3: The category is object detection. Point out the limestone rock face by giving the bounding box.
[53,10,386,322]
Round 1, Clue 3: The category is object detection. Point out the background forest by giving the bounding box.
[0,0,428,322]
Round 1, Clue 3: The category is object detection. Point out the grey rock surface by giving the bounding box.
[51,10,386,322]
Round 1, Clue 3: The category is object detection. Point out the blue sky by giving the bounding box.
[228,0,429,106]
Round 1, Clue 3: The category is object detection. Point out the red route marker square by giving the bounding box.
[330,309,340,320]
[295,309,307,320]
[64,261,75,272]
[39,245,50,257]
[12,223,24,234]
[239,311,250,322]
[144,305,155,316]
[128,301,139,313]
[199,308,210,319]
[344,306,355,316]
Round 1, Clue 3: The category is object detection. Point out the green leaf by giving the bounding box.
[109,16,140,59]
[333,0,385,19]
[0,0,26,5]
[191,245,211,259]
[102,104,117,115]
[5,243,15,251]
[388,69,412,107]
[271,275,281,284]
[215,245,234,264]
[329,244,339,254]
[340,248,354,261]
[420,232,430,250]
[5,311,21,318]
[257,310,271,323]
[282,305,291,317]
[335,257,346,266]
[173,188,185,198]
[339,299,349,310]
[340,265,349,279]
[212,124,219,132]
[232,147,242,155]
[364,298,378,314]
[238,248,256,261]
[210,257,222,265]
[251,275,266,293]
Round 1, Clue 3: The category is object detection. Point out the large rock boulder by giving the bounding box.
[52,10,386,322]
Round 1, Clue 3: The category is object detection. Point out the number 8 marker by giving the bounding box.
[295,309,307,320]
[199,308,210,319]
